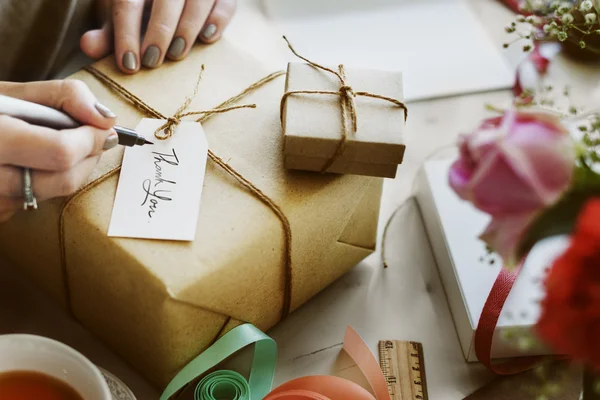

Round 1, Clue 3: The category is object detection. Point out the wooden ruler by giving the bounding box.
[378,340,429,400]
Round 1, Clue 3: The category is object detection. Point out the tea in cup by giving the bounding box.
[0,334,111,400]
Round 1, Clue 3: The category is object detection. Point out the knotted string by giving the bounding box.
[151,65,257,140]
[280,36,408,173]
[60,66,294,320]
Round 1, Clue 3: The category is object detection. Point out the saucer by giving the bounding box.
[97,366,137,400]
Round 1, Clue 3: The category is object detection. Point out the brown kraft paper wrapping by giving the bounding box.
[0,40,383,388]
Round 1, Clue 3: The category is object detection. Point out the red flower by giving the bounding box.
[536,199,600,370]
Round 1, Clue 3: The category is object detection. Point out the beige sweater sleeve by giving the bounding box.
[0,0,95,82]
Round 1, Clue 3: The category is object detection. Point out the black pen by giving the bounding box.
[0,93,153,147]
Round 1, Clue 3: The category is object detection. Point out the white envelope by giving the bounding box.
[262,0,515,102]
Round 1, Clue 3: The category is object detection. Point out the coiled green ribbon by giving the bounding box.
[194,370,249,400]
[160,324,276,400]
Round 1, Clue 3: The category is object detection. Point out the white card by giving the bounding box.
[108,118,208,241]
[262,0,515,102]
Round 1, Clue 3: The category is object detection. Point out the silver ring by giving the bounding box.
[22,167,37,210]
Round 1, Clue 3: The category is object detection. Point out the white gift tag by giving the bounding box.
[107,118,208,241]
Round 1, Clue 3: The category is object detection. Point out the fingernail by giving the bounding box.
[202,24,217,40]
[142,45,160,68]
[122,52,137,71]
[168,37,186,58]
[95,102,116,119]
[103,133,119,150]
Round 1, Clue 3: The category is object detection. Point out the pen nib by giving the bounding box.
[144,139,154,145]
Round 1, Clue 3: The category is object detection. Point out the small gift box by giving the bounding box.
[280,45,408,179]
[416,158,567,362]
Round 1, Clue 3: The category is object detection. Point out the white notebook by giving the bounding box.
[262,0,515,102]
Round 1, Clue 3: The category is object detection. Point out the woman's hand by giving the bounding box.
[0,80,117,222]
[80,0,237,74]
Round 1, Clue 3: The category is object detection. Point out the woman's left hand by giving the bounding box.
[80,0,237,74]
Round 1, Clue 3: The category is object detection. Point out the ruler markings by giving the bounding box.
[378,340,429,400]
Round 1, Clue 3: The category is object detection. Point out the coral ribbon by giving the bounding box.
[160,325,391,400]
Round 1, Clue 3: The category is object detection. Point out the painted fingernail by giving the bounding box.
[103,132,119,150]
[95,102,116,119]
[122,52,137,71]
[202,24,218,40]
[142,45,160,68]
[168,37,186,59]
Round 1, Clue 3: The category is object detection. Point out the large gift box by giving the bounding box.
[416,158,567,362]
[0,40,383,387]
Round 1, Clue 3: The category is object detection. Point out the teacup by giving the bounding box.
[0,334,111,400]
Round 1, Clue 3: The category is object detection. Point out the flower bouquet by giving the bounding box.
[448,96,600,396]
[505,0,600,62]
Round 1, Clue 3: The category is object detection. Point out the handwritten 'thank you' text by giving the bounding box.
[141,149,179,218]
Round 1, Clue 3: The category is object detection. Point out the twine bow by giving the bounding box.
[280,36,408,173]
[153,64,257,140]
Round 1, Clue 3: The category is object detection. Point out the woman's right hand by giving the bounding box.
[0,80,118,222]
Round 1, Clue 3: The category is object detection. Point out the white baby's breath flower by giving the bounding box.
[580,0,594,12]
[543,23,553,33]
[586,12,598,24]
[558,31,568,41]
[558,1,573,14]
[530,0,545,9]
[517,335,534,350]
[562,12,575,24]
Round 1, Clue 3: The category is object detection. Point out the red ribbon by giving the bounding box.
[498,0,523,13]
[514,45,551,103]
[474,2,562,376]
[474,261,566,374]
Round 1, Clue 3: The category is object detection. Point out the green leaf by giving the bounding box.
[516,167,600,260]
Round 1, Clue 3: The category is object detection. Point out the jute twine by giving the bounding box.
[59,65,294,320]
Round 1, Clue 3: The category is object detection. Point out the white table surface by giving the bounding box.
[1,1,598,399]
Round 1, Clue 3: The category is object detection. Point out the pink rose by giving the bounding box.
[449,110,575,264]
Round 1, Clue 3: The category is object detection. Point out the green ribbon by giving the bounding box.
[160,323,277,400]
[194,370,249,400]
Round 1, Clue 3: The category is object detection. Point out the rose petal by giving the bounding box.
[500,138,574,207]
[468,151,547,214]
[479,213,537,266]
[448,159,474,201]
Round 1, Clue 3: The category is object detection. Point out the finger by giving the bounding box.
[199,0,236,44]
[167,0,215,60]
[0,210,18,223]
[113,0,145,73]
[80,23,113,60]
[0,156,101,201]
[141,0,186,68]
[0,80,116,130]
[0,115,116,171]
[0,198,25,218]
